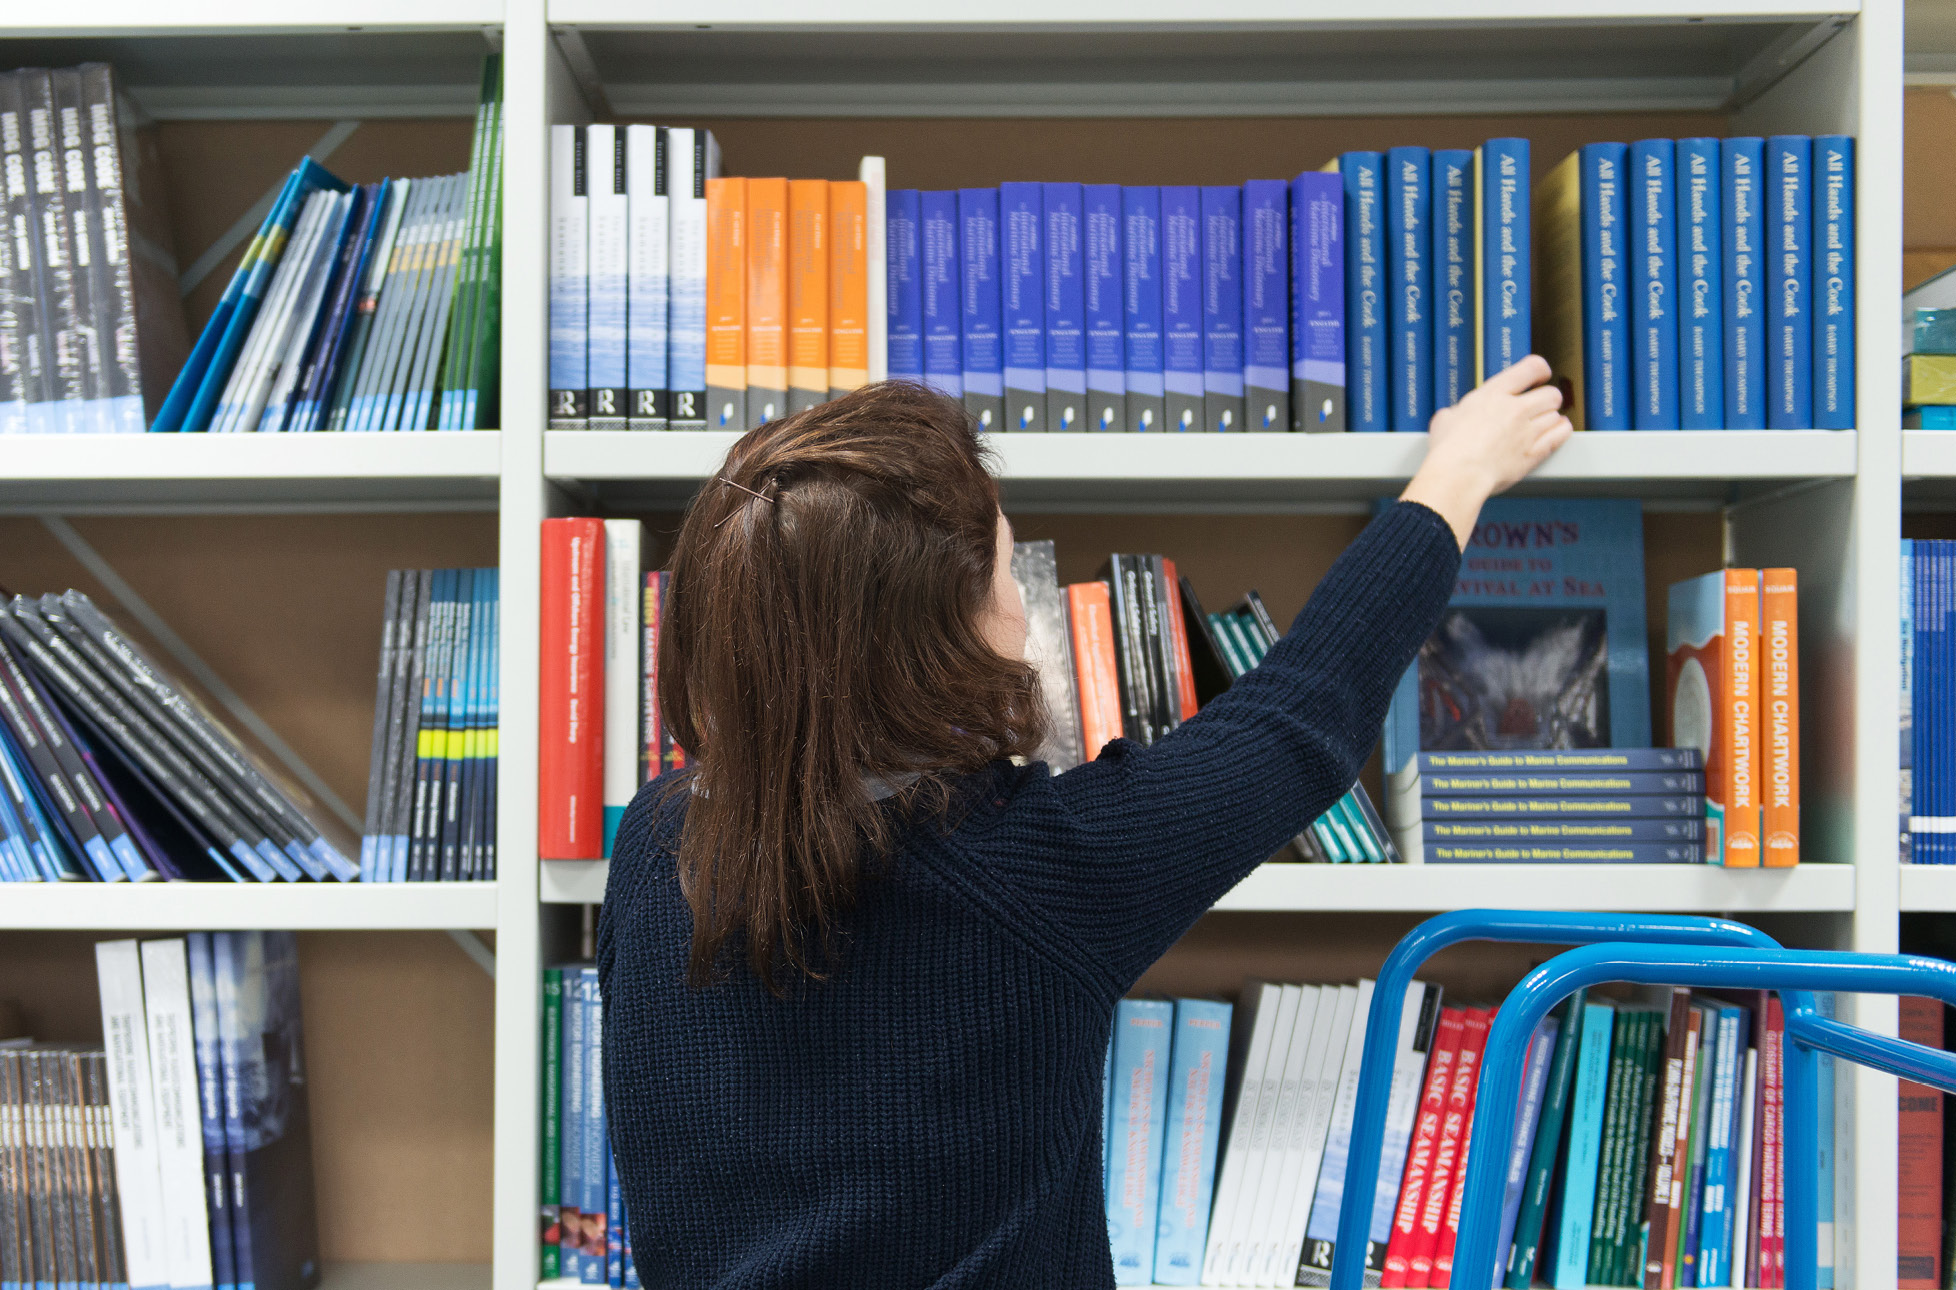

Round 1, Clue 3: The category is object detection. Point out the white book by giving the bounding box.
[602,518,645,857]
[1290,978,1377,1286]
[586,124,629,429]
[1270,983,1357,1287]
[259,190,355,432]
[139,938,215,1290]
[96,939,171,1290]
[550,123,591,427]
[1219,983,1303,1283]
[1252,983,1341,1286]
[1200,981,1283,1285]
[665,126,717,428]
[1730,1044,1759,1281]
[859,154,888,383]
[1239,985,1321,1286]
[1361,982,1442,1283]
[625,123,670,429]
[210,190,334,433]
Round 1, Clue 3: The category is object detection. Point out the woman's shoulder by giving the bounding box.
[605,773,689,895]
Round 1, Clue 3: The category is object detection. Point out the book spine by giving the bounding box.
[704,176,746,431]
[1677,1008,1715,1284]
[1724,567,1763,867]
[605,1145,622,1288]
[919,190,962,400]
[1902,540,1914,863]
[1581,142,1633,430]
[1767,135,1813,429]
[1418,747,1702,772]
[1383,1007,1463,1286]
[1494,1017,1559,1280]
[786,178,829,416]
[1425,842,1703,864]
[858,155,885,385]
[959,187,1003,431]
[93,941,168,1290]
[137,940,214,1290]
[58,71,113,434]
[640,572,662,785]
[79,68,144,434]
[744,176,787,428]
[1678,137,1725,430]
[1813,135,1854,430]
[828,180,868,400]
[1506,993,1586,1290]
[1238,179,1287,431]
[885,189,924,384]
[560,961,584,1267]
[1761,567,1800,866]
[1083,184,1125,432]
[1432,149,1473,412]
[1106,999,1173,1286]
[548,125,589,427]
[1644,992,1689,1288]
[1367,984,1442,1279]
[1629,138,1680,430]
[1342,154,1387,431]
[1385,147,1432,433]
[999,181,1046,432]
[625,125,668,429]
[22,72,89,431]
[1161,185,1203,433]
[1722,137,1768,429]
[1898,996,1943,1289]
[1201,983,1279,1283]
[665,128,708,429]
[1421,795,1705,819]
[1763,998,1786,1286]
[601,520,642,856]
[1042,182,1085,432]
[1424,817,1704,842]
[539,519,605,859]
[1121,186,1164,432]
[1151,999,1231,1285]
[1480,137,1532,379]
[585,125,627,429]
[1552,1002,1615,1290]
[582,970,606,1283]
[1697,1008,1740,1285]
[1067,582,1121,758]
[0,77,44,434]
[1291,170,1345,431]
[540,968,562,1279]
[1159,558,1198,723]
[1199,185,1244,433]
[1418,770,1705,795]
[1413,1007,1487,1284]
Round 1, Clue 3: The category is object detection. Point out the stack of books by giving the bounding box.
[149,56,503,434]
[0,64,189,434]
[1900,540,1956,863]
[0,592,356,884]
[540,964,634,1287]
[1535,135,1854,433]
[0,934,322,1290]
[1901,266,1956,427]
[356,568,501,883]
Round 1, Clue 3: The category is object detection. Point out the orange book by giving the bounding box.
[1760,567,1800,866]
[1667,567,1762,866]
[828,180,870,400]
[1160,558,1199,722]
[704,177,747,430]
[786,178,829,416]
[1067,582,1122,759]
[745,176,789,428]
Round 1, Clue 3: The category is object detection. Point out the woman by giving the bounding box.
[600,358,1573,1288]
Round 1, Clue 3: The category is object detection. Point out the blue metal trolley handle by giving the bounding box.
[1451,944,1956,1290]
[1329,910,1801,1290]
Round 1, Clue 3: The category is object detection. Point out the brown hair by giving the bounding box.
[658,382,1049,990]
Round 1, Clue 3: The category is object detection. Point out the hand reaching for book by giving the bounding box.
[1401,355,1574,549]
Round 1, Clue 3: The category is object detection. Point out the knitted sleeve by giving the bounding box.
[966,500,1462,990]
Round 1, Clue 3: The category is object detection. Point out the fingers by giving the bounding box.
[1483,354,1553,396]
[1516,384,1564,417]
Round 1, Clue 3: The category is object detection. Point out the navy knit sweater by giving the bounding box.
[598,500,1462,1289]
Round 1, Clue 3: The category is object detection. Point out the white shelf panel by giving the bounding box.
[1904,428,1956,477]
[1900,865,1956,912]
[0,881,499,930]
[542,859,1851,912]
[546,429,1856,511]
[554,1,1850,26]
[0,2,503,34]
[0,432,502,511]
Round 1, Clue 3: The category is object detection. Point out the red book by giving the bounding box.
[1067,582,1123,758]
[1760,995,1785,1288]
[1899,995,1945,1290]
[540,518,605,858]
[1410,1007,1490,1287]
[1433,1006,1497,1287]
[1382,1008,1466,1288]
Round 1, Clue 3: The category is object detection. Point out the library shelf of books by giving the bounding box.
[0,0,1943,1288]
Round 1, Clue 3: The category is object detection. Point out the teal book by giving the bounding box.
[1549,1000,1616,1289]
[1107,998,1174,1285]
[1505,991,1586,1289]
[1152,999,1232,1284]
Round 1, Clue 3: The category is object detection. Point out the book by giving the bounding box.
[886,189,924,385]
[1241,178,1288,431]
[1290,170,1346,432]
[1411,769,1704,795]
[1339,153,1388,432]
[1386,146,1432,433]
[1433,149,1475,413]
[667,127,718,428]
[704,176,747,430]
[1083,183,1126,432]
[1766,135,1813,429]
[581,968,606,1283]
[1000,181,1047,432]
[1677,1004,1717,1285]
[1641,990,1692,1290]
[1382,1007,1464,1287]
[1813,135,1854,429]
[625,124,669,429]
[540,519,605,860]
[1293,977,1376,1287]
[1416,1004,1490,1286]
[1760,568,1800,866]
[1151,998,1231,1285]
[1904,540,1915,863]
[1696,1003,1746,1286]
[960,187,1004,430]
[1200,184,1245,433]
[1009,541,1084,772]
[1477,137,1532,381]
[96,939,171,1290]
[1667,568,1763,866]
[1161,186,1203,434]
[828,180,870,401]
[1899,995,1944,1290]
[745,176,788,427]
[586,125,628,429]
[921,190,963,401]
[1550,1000,1615,1290]
[560,961,587,1266]
[601,521,643,856]
[540,969,564,1277]
[1218,983,1304,1281]
[1201,981,1282,1285]
[1423,817,1702,842]
[1040,181,1088,431]
[786,178,829,416]
[1494,1016,1560,1282]
[1722,137,1768,429]
[185,933,239,1290]
[1066,582,1122,758]
[1361,983,1443,1283]
[1628,138,1680,430]
[1678,137,1725,430]
[139,938,217,1290]
[1122,186,1165,432]
[1425,842,1702,864]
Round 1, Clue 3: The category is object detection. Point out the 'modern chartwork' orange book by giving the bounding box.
[786,178,829,416]
[1760,567,1800,866]
[828,181,870,401]
[745,176,789,428]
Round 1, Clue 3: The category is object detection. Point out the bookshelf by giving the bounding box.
[0,2,1916,1289]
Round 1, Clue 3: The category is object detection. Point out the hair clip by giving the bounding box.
[714,476,773,527]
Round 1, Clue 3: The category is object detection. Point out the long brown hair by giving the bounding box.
[658,382,1049,990]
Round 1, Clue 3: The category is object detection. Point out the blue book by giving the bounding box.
[1383,496,1651,774]
[1043,182,1086,432]
[1415,747,1699,773]
[1912,406,1956,429]
[1904,540,1916,864]
[1432,149,1474,411]
[1083,184,1126,432]
[583,968,607,1284]
[1385,146,1432,432]
[1576,144,1633,430]
[1767,135,1814,428]
[1722,138,1768,428]
[920,190,962,400]
[1122,186,1165,432]
[1241,179,1288,431]
[1290,171,1345,431]
[1200,185,1245,432]
[1494,1015,1560,1278]
[1161,185,1204,432]
[186,934,239,1290]
[1629,138,1680,429]
[959,187,1003,430]
[1423,817,1703,843]
[1814,135,1855,430]
[1479,138,1532,380]
[562,961,586,1268]
[1696,1003,1746,1286]
[886,189,924,384]
[606,1144,623,1288]
[1151,998,1232,1285]
[1106,998,1174,1285]
[1549,1001,1615,1290]
[1340,153,1388,431]
[1678,138,1726,429]
[1000,181,1047,431]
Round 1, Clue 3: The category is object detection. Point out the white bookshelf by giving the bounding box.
[0,1,1916,1288]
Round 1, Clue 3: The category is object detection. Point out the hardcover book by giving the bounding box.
[1813,135,1855,429]
[1290,170,1345,431]
[1678,137,1725,430]
[1337,153,1388,432]
[1083,184,1126,432]
[1000,181,1047,432]
[1767,134,1813,429]
[1106,998,1173,1285]
[548,125,588,428]
[1122,186,1165,432]
[1009,540,1084,772]
[1161,186,1204,433]
[886,189,924,385]
[921,190,963,400]
[828,180,870,400]
[1043,182,1086,432]
[1629,138,1680,430]
[1667,568,1762,866]
[1200,185,1245,432]
[624,124,668,428]
[959,187,1004,430]
[1242,179,1289,431]
[1721,137,1767,429]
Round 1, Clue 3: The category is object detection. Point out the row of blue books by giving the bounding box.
[887,141,1531,434]
[541,966,636,1287]
[1537,135,1855,432]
